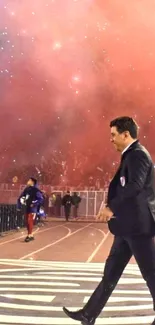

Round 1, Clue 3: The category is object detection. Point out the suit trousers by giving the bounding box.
[83,235,155,320]
[64,206,71,221]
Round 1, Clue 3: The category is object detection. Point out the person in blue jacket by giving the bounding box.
[17,177,44,242]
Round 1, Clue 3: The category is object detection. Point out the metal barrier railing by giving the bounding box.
[0,205,26,234]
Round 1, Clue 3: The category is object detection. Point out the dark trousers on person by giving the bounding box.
[73,205,78,218]
[64,206,71,221]
[83,235,155,321]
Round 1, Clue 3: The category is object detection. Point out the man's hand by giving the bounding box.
[96,207,113,223]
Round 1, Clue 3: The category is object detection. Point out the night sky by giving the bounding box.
[0,0,155,184]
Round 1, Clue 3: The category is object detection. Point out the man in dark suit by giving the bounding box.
[62,191,72,221]
[63,116,155,325]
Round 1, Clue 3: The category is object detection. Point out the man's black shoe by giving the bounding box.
[63,307,83,321]
[151,319,155,325]
[63,307,95,324]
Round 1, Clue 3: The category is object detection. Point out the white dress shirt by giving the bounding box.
[122,140,137,155]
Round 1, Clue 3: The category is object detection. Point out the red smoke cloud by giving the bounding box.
[0,0,155,183]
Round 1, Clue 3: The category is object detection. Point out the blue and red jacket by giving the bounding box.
[17,186,44,214]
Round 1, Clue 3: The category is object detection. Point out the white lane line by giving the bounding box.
[0,276,145,283]
[114,289,149,294]
[20,223,93,260]
[0,302,153,311]
[0,223,66,246]
[0,261,141,274]
[0,259,140,269]
[0,281,79,287]
[0,315,154,324]
[0,287,92,293]
[0,259,101,266]
[0,262,47,268]
[34,271,102,276]
[0,260,105,267]
[22,261,137,267]
[83,296,152,303]
[0,287,150,294]
[0,272,101,277]
[37,270,141,276]
[31,262,138,268]
[0,259,139,273]
[86,230,110,262]
[2,294,55,302]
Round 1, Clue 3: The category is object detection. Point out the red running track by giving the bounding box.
[0,221,110,261]
[0,220,136,264]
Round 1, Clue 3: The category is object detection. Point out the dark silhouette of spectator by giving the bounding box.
[72,192,81,219]
[62,191,72,221]
[55,193,62,217]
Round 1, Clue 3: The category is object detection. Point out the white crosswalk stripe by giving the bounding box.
[0,259,154,324]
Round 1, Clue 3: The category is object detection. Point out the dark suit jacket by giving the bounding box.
[107,140,155,236]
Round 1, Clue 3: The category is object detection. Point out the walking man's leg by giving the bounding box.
[63,236,132,324]
[126,235,155,324]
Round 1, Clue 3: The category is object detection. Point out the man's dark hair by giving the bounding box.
[30,177,37,186]
[110,116,138,139]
